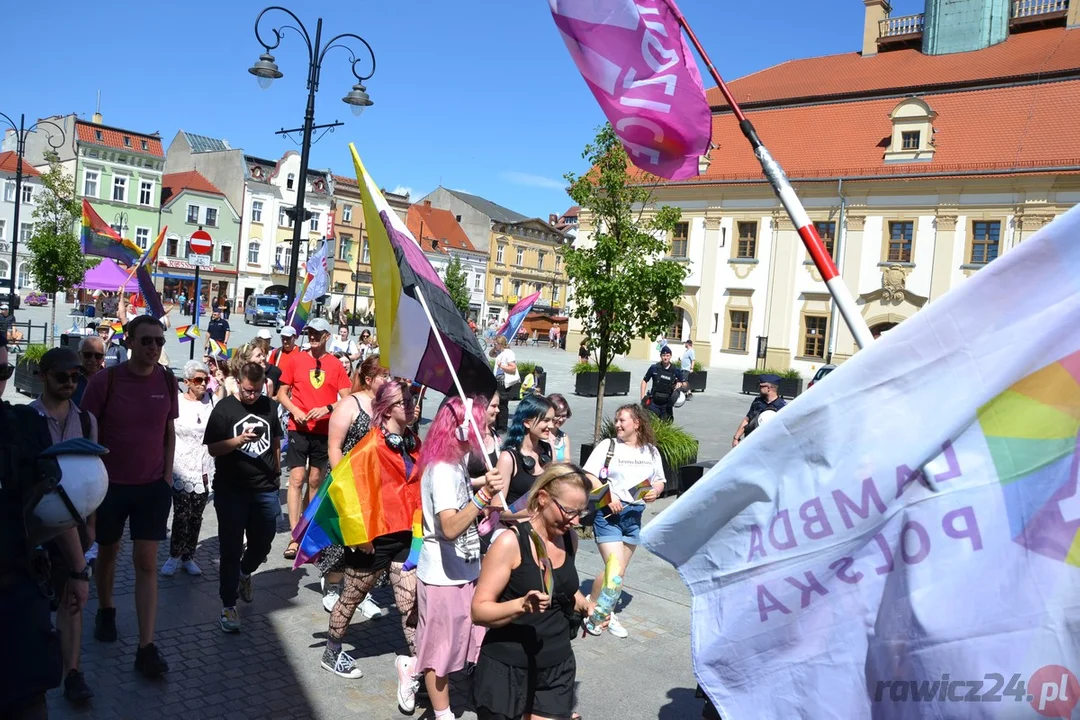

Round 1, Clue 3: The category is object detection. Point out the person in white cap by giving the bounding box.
[269,326,299,373]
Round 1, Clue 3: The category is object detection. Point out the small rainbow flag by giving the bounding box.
[175,325,200,343]
[108,321,124,339]
[402,513,423,571]
[208,338,230,359]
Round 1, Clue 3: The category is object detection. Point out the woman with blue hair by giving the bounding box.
[495,394,555,520]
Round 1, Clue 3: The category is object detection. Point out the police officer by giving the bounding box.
[0,334,92,718]
[640,345,687,421]
[732,373,788,447]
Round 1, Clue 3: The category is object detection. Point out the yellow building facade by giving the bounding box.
[485,218,570,324]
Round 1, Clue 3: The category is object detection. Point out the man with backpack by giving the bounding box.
[80,314,178,678]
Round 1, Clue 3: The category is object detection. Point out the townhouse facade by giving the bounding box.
[0,152,42,292]
[406,200,488,320]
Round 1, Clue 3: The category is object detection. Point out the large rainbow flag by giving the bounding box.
[80,199,142,266]
[292,427,423,569]
[350,144,495,398]
[642,205,1080,718]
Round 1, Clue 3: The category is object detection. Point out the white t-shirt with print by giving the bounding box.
[418,460,481,586]
[584,438,665,504]
[495,348,519,387]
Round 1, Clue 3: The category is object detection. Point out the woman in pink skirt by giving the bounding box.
[411,397,507,718]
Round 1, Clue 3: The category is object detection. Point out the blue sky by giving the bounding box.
[1,0,922,219]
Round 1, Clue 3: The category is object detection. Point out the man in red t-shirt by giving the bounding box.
[276,318,351,558]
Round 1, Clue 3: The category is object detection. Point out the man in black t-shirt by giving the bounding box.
[204,310,231,352]
[732,373,788,447]
[204,362,283,634]
[640,345,687,421]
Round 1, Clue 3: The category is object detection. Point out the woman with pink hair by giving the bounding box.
[404,396,506,718]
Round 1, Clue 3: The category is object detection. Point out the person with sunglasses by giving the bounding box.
[318,380,422,687]
[411,396,507,718]
[79,314,178,677]
[497,394,557,521]
[73,335,107,407]
[160,361,216,579]
[471,463,597,720]
[276,318,352,560]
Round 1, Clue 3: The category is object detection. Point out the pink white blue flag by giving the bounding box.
[497,291,541,344]
[548,0,713,180]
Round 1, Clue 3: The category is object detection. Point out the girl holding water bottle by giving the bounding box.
[471,463,598,720]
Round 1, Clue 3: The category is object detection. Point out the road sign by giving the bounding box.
[189,229,213,255]
[187,253,211,268]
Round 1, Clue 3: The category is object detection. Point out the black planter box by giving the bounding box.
[741,373,804,399]
[574,371,631,397]
[14,358,43,398]
[688,371,707,392]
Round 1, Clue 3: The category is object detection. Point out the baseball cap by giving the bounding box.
[280,326,297,337]
[305,318,332,335]
[256,328,272,339]
[40,347,81,373]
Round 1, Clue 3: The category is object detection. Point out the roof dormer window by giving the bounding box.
[123,136,131,147]
[884,97,936,163]
[95,130,103,141]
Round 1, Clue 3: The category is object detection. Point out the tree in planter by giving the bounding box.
[27,157,86,346]
[564,124,689,441]
[442,255,471,317]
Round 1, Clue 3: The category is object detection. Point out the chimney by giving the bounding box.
[423,200,431,208]
[92,90,103,124]
[549,213,558,224]
[862,0,892,57]
[1070,0,1080,27]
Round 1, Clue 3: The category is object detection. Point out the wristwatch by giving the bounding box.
[69,566,91,582]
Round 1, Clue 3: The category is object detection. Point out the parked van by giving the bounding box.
[244,294,282,326]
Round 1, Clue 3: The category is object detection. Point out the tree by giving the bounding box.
[564,124,689,441]
[443,254,471,317]
[28,156,86,345]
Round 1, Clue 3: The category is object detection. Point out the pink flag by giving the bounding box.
[548,0,713,180]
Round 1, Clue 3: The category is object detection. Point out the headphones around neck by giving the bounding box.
[384,428,417,454]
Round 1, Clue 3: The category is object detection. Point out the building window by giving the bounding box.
[814,221,836,259]
[220,245,232,264]
[20,223,33,243]
[887,221,914,263]
[135,227,150,249]
[537,250,546,270]
[970,221,1001,265]
[166,236,179,257]
[139,180,153,206]
[728,310,749,351]
[141,140,149,151]
[515,247,524,266]
[248,241,260,264]
[309,211,320,232]
[552,286,560,303]
[94,129,103,141]
[554,255,561,272]
[202,207,217,227]
[671,221,689,257]
[0,219,5,240]
[513,280,522,296]
[338,235,351,261]
[737,222,757,259]
[474,273,482,290]
[901,131,921,150]
[494,278,503,296]
[496,244,505,264]
[112,176,128,203]
[361,240,370,264]
[16,262,30,289]
[123,136,131,148]
[803,315,828,358]
[342,204,352,223]
[20,185,33,204]
[186,205,200,224]
[278,207,292,228]
[286,173,295,190]
[83,170,99,198]
[274,246,289,270]
[2,181,13,202]
[250,200,262,223]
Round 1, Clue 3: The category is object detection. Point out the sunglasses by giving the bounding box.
[392,398,417,409]
[140,336,166,347]
[51,371,80,385]
[187,376,208,386]
[551,495,586,520]
[0,363,14,381]
[313,356,322,380]
[81,351,105,360]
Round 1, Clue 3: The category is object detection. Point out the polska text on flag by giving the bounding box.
[547,0,712,181]
[642,206,1080,719]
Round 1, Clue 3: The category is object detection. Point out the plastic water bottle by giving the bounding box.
[585,575,623,634]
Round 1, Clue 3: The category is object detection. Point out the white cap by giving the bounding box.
[280,326,297,337]
[256,328,272,339]
[305,318,332,334]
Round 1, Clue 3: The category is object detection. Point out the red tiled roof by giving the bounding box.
[75,121,164,157]
[685,78,1080,183]
[406,203,476,254]
[161,170,225,206]
[0,151,41,176]
[333,174,358,187]
[706,27,1080,110]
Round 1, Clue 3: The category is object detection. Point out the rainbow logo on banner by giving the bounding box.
[978,349,1080,566]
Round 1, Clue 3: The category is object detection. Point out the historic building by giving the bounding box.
[330,173,371,317]
[406,200,488,320]
[0,152,42,292]
[572,0,1080,375]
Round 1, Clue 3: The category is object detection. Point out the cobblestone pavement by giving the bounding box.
[8,301,770,718]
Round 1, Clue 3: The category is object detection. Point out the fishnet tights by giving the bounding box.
[328,561,418,655]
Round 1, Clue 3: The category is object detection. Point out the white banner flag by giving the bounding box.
[643,206,1080,719]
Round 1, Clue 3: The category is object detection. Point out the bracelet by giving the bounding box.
[477,487,492,503]
[471,492,489,511]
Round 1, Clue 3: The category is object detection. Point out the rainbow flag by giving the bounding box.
[175,325,199,343]
[402,513,423,571]
[497,291,541,343]
[80,199,142,266]
[108,321,124,339]
[135,264,166,319]
[138,226,166,268]
[350,144,495,398]
[292,427,423,569]
[208,338,228,358]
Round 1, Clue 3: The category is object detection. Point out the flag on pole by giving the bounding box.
[547,0,712,180]
[80,199,142,266]
[175,325,200,343]
[286,240,331,335]
[135,265,166,320]
[138,226,166,268]
[641,206,1080,718]
[496,291,541,343]
[208,338,228,358]
[350,144,496,397]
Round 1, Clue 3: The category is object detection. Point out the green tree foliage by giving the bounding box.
[28,157,86,344]
[443,255,471,317]
[564,124,689,441]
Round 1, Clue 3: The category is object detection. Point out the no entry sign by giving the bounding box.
[189,229,213,255]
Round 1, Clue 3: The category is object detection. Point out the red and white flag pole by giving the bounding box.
[672,9,875,351]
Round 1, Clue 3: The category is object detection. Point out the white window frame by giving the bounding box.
[494,278,503,296]
[251,200,263,223]
[473,273,482,290]
[496,245,505,264]
[166,235,180,257]
[134,227,151,249]
[515,248,524,266]
[342,204,352,223]
[186,204,200,224]
[204,207,219,227]
[278,207,291,228]
[20,222,33,243]
[309,211,320,232]
[3,180,15,202]
[82,169,100,198]
[138,179,153,206]
[112,175,128,203]
[247,241,260,264]
[20,184,33,204]
[219,243,233,265]
[0,219,6,240]
[286,173,295,190]
[361,239,370,264]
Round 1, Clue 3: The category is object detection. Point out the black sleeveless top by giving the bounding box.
[504,441,553,506]
[466,428,500,479]
[479,521,578,668]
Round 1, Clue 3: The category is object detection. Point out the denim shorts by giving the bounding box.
[593,504,645,545]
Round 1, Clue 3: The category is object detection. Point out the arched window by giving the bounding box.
[16,262,32,290]
[247,241,260,264]
[667,307,690,342]
[0,260,8,283]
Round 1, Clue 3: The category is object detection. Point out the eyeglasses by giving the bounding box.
[81,351,105,360]
[0,363,15,381]
[551,495,586,520]
[140,336,166,347]
[239,385,261,397]
[50,371,80,385]
[392,398,417,409]
[188,376,208,386]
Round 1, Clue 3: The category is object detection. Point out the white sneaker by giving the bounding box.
[161,557,180,576]
[322,585,341,613]
[395,655,419,714]
[360,595,387,619]
[182,559,202,576]
[608,612,629,639]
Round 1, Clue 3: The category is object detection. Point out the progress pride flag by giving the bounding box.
[549,0,712,180]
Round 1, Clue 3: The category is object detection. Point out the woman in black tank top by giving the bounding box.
[470,464,597,720]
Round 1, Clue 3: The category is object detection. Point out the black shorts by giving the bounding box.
[342,531,412,572]
[287,430,329,470]
[96,480,172,545]
[473,652,576,720]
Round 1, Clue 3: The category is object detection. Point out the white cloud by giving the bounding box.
[502,171,566,190]
[390,185,413,198]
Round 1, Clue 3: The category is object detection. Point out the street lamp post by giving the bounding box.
[113,211,129,239]
[0,112,65,306]
[249,6,375,313]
